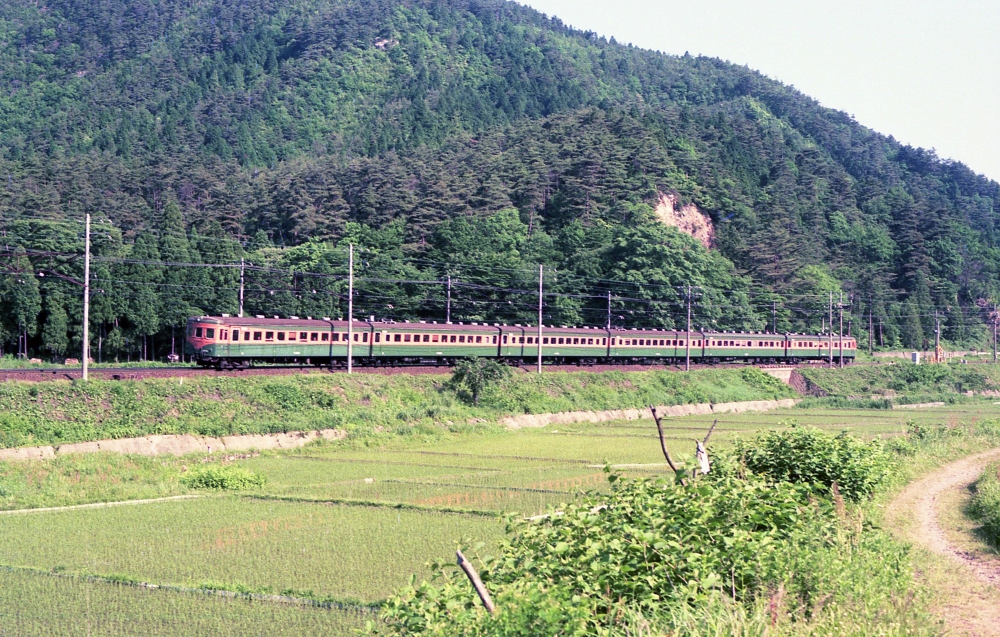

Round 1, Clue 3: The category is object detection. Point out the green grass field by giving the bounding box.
[2,400,999,634]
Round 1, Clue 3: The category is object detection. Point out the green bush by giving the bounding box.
[729,426,894,501]
[381,474,835,635]
[969,462,1000,546]
[180,465,266,491]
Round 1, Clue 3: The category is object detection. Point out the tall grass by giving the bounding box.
[968,461,1000,547]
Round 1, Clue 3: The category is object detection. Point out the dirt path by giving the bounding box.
[887,448,1000,635]
[0,494,200,516]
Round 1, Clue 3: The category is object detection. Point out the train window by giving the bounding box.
[602,338,607,345]
[220,330,227,340]
[809,342,813,347]
[195,327,203,337]
[300,332,307,340]
[362,333,368,343]
[331,333,338,341]
[321,333,328,342]
[310,333,317,341]
[432,334,440,343]
[624,339,631,346]
[233,331,240,341]
[404,334,411,343]
[393,334,401,342]
[543,337,550,344]
[476,336,483,343]
[555,337,562,345]
[375,333,381,343]
[502,335,508,344]
[288,332,296,341]
[570,338,576,345]
[265,332,274,340]
[449,335,456,343]
[587,338,593,345]
[253,331,262,341]
[459,335,465,343]
[422,334,429,342]
[206,328,215,339]
[527,337,534,344]
[353,333,359,342]
[277,332,285,341]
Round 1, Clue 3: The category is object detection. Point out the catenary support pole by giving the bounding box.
[772,300,777,334]
[935,311,941,362]
[839,292,844,368]
[82,213,91,381]
[537,265,543,374]
[829,291,834,367]
[994,304,997,364]
[446,275,452,324]
[685,285,692,372]
[606,290,611,330]
[347,244,354,374]
[238,257,245,318]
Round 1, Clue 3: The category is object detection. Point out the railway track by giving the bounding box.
[0,361,831,383]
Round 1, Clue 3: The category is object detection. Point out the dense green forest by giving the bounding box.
[0,0,997,359]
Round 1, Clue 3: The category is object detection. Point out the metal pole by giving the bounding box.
[446,275,452,324]
[685,286,691,372]
[82,213,91,381]
[772,300,777,334]
[993,304,997,364]
[238,258,245,318]
[537,265,543,374]
[838,292,844,368]
[828,291,834,367]
[347,244,354,374]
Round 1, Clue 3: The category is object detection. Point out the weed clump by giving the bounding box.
[181,465,265,491]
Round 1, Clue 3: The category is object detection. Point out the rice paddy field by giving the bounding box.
[2,401,999,635]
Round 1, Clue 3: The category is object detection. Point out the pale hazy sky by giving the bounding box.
[521,0,1000,182]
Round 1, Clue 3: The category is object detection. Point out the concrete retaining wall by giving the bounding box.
[501,398,799,429]
[0,429,346,462]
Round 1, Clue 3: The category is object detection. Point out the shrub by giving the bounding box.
[969,462,1000,546]
[180,464,266,490]
[449,357,513,406]
[729,426,894,501]
[381,474,834,635]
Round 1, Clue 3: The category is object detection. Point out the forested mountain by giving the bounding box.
[0,0,997,359]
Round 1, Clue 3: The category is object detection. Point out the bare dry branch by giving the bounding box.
[456,549,496,614]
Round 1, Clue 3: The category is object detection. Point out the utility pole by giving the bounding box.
[238,258,245,318]
[82,213,91,381]
[868,295,873,356]
[685,286,692,372]
[934,311,941,363]
[838,292,844,368]
[772,300,777,334]
[537,265,543,374]
[446,275,452,324]
[828,291,834,367]
[606,290,611,330]
[993,304,997,364]
[347,244,354,374]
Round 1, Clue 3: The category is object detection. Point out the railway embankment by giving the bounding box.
[0,367,794,451]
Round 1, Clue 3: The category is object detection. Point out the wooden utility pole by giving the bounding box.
[82,213,91,381]
[868,295,873,356]
[772,300,777,334]
[994,304,997,364]
[537,265,543,374]
[446,275,452,324]
[347,244,354,374]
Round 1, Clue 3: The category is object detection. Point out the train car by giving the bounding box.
[185,315,857,368]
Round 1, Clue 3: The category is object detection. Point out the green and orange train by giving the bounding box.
[185,315,857,369]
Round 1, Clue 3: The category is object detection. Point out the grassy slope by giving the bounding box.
[0,367,793,448]
[799,362,1000,401]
